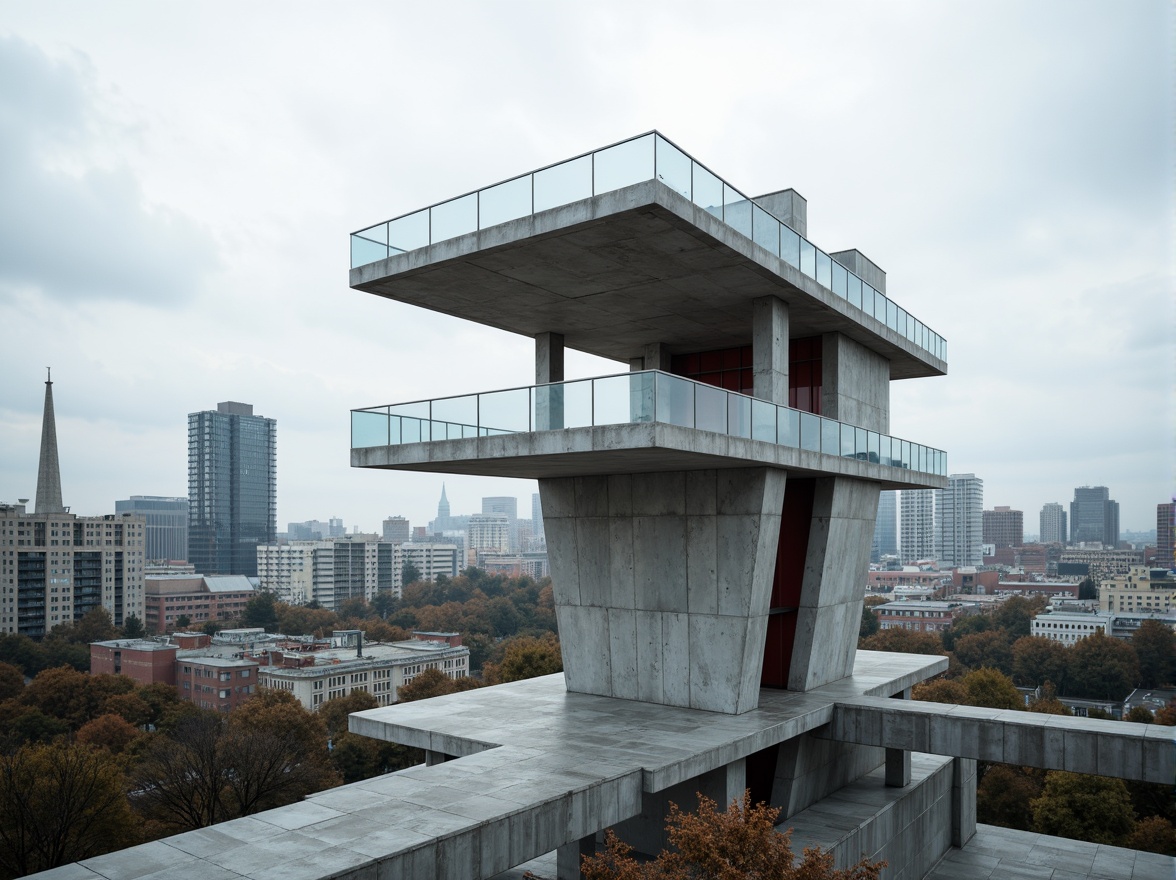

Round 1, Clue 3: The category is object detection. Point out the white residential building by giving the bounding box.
[1030,610,1114,645]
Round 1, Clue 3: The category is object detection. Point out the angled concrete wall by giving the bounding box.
[542,468,785,714]
[788,476,881,691]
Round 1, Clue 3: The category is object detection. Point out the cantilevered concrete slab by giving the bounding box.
[351,421,948,491]
[351,181,946,381]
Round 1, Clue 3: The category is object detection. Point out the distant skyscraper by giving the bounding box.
[936,474,983,568]
[982,506,1023,549]
[1158,502,1175,571]
[116,496,189,562]
[899,489,935,564]
[871,491,898,562]
[532,492,544,540]
[188,402,276,577]
[482,496,519,551]
[1069,486,1119,546]
[1039,502,1067,545]
[382,516,410,544]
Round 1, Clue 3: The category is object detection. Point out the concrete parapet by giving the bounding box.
[824,696,1175,784]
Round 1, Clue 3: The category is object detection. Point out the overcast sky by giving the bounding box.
[0,1,1171,537]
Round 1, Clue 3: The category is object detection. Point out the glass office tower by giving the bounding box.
[188,402,276,577]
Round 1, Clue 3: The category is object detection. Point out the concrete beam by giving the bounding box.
[824,696,1175,784]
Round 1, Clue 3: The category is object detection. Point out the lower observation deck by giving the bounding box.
[352,370,947,489]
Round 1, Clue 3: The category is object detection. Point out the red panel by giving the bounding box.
[722,371,741,390]
[722,347,742,370]
[700,350,722,372]
[761,478,815,689]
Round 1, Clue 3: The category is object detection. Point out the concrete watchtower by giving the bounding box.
[349,132,947,715]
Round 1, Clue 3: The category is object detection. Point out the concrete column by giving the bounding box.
[556,835,594,880]
[535,332,565,431]
[886,686,912,787]
[535,332,565,384]
[787,477,881,691]
[543,468,785,714]
[820,332,890,434]
[951,758,977,847]
[425,750,447,766]
[642,343,671,372]
[752,296,789,405]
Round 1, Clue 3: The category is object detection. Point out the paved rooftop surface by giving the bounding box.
[927,825,1174,880]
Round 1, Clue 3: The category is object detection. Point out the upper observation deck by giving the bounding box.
[349,132,946,380]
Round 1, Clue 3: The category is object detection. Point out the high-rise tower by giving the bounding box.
[187,402,276,577]
[1070,486,1119,546]
[1039,502,1067,545]
[900,488,936,564]
[936,474,983,568]
[871,490,898,562]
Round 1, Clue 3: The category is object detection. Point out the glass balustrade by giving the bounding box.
[350,132,947,363]
[351,371,946,477]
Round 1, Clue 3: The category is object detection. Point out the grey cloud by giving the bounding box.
[0,35,218,306]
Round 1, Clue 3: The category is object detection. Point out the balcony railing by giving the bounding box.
[350,131,946,363]
[352,371,946,477]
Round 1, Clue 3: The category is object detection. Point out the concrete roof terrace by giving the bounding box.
[350,177,946,381]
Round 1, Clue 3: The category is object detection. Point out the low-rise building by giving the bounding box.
[1100,565,1176,615]
[1030,610,1114,645]
[257,630,469,710]
[144,574,257,633]
[876,600,976,633]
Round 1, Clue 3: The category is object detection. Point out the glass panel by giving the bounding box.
[693,163,723,219]
[695,383,727,433]
[781,226,801,268]
[874,288,887,322]
[478,388,530,434]
[655,135,692,199]
[394,416,424,445]
[848,273,862,310]
[431,395,478,439]
[388,209,430,253]
[724,184,752,238]
[534,155,592,213]
[388,400,430,420]
[778,408,800,447]
[728,394,752,438]
[351,234,388,268]
[594,134,654,195]
[867,431,880,464]
[589,374,643,426]
[351,410,388,448]
[821,418,841,455]
[655,372,695,428]
[886,299,899,332]
[800,239,816,278]
[356,222,386,245]
[902,440,912,469]
[752,399,776,442]
[479,176,532,228]
[832,262,848,298]
[855,426,868,460]
[800,412,821,452]
[816,250,832,288]
[752,206,779,255]
[534,379,592,431]
[430,193,477,244]
[841,423,855,457]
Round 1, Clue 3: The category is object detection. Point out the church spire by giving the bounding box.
[35,369,65,514]
[438,483,450,519]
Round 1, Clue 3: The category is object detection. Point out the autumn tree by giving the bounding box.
[122,613,146,639]
[976,764,1043,829]
[319,691,419,782]
[0,742,136,877]
[857,628,944,655]
[940,614,990,652]
[397,668,481,703]
[21,667,133,731]
[859,604,879,639]
[1124,706,1155,724]
[581,791,884,880]
[991,596,1047,639]
[961,668,1023,710]
[76,714,142,754]
[1126,816,1176,856]
[953,631,1014,675]
[0,664,23,703]
[911,678,966,704]
[1132,620,1174,689]
[1010,636,1069,690]
[485,633,563,684]
[1067,632,1140,701]
[241,590,280,631]
[1031,771,1135,845]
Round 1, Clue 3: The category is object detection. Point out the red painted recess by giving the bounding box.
[760,478,815,689]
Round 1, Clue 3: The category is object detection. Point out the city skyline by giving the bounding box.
[0,2,1171,535]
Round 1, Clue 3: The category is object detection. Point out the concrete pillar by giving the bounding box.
[425,750,447,766]
[886,686,912,787]
[752,296,789,405]
[787,477,881,691]
[642,343,671,372]
[543,468,785,714]
[556,835,594,880]
[535,332,565,384]
[952,758,977,847]
[820,333,890,434]
[535,332,565,431]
